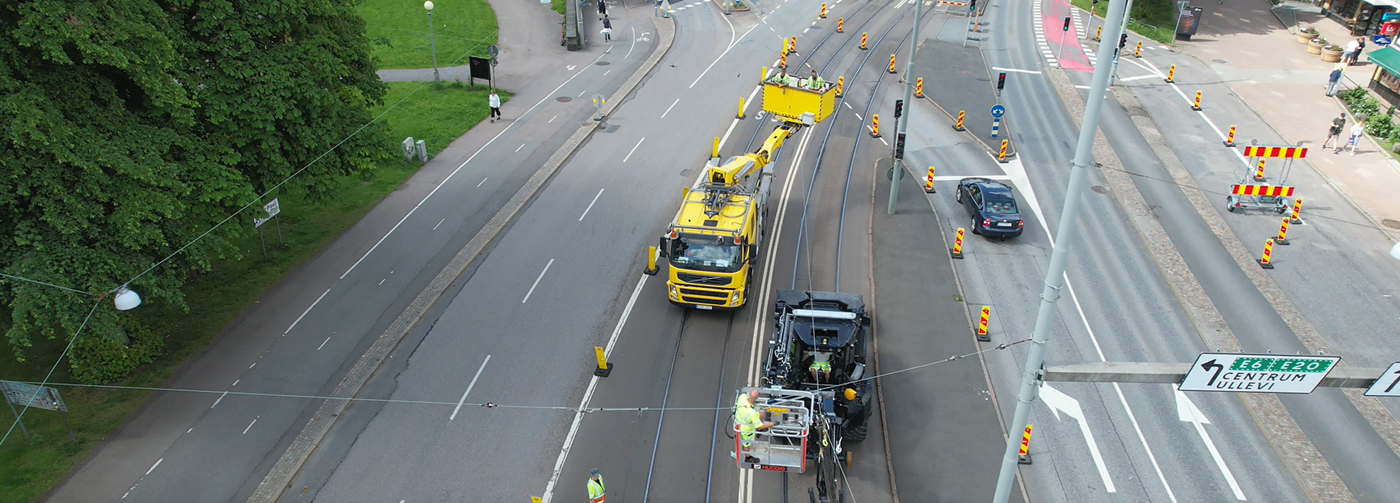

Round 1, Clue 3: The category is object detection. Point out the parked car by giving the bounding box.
[954,177,1024,239]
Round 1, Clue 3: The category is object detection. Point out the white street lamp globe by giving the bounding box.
[1391,241,1400,260]
[424,1,434,12]
[114,286,142,311]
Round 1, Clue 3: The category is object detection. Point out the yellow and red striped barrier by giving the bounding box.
[1133,41,1142,58]
[951,228,965,259]
[1231,184,1295,197]
[953,110,966,131]
[998,139,1009,163]
[1290,197,1304,224]
[1258,239,1275,269]
[837,17,843,32]
[925,166,936,193]
[916,77,924,98]
[1253,159,1266,181]
[976,306,991,341]
[1242,146,1309,158]
[1191,91,1202,111]
[860,32,868,50]
[870,114,880,137]
[1018,425,1033,464]
[888,54,897,73]
[1225,125,1236,147]
[835,76,844,97]
[1276,217,1292,245]
[821,2,827,18]
[1166,64,1175,83]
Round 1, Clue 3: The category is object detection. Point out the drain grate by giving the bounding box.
[556,96,572,102]
[1384,219,1400,229]
[596,61,610,66]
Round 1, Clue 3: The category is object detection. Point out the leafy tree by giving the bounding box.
[0,0,386,382]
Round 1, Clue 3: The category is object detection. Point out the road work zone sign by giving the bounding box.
[1179,353,1340,394]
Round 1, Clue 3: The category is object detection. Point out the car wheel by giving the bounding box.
[970,215,980,235]
[955,188,963,203]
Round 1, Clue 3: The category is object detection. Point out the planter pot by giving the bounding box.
[1322,45,1344,62]
[1308,38,1325,54]
[1298,31,1319,44]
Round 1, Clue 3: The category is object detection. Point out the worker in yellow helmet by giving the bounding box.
[735,389,775,452]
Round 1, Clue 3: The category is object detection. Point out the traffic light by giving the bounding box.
[997,72,1006,92]
[968,0,976,11]
[894,99,904,118]
[1119,33,1128,49]
[895,133,906,159]
[1062,17,1071,32]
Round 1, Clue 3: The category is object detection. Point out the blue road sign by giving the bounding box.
[990,104,1005,118]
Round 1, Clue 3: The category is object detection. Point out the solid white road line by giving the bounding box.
[1176,387,1246,500]
[477,177,489,188]
[146,458,163,475]
[992,66,1043,74]
[242,417,258,435]
[450,355,492,421]
[1119,74,1158,82]
[433,218,445,230]
[210,391,227,409]
[661,98,681,118]
[516,144,525,152]
[284,288,332,335]
[541,272,650,503]
[579,189,605,221]
[626,26,637,59]
[522,259,555,304]
[317,337,331,350]
[623,137,646,163]
[550,115,558,123]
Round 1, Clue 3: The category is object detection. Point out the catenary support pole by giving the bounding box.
[887,0,924,215]
[990,0,1128,500]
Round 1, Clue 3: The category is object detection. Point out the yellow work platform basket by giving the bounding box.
[762,81,835,125]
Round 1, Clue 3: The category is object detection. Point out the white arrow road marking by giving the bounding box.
[1175,387,1246,500]
[567,65,577,71]
[1040,384,1116,492]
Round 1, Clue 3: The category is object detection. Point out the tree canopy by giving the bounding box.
[0,0,386,382]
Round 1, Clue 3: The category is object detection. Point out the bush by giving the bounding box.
[66,316,163,384]
[1337,87,1370,105]
[1348,95,1381,119]
[1365,112,1395,138]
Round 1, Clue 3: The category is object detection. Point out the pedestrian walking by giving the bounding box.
[1326,65,1344,97]
[1323,113,1347,150]
[1356,37,1367,63]
[601,16,612,42]
[597,0,606,19]
[1345,38,1361,64]
[488,90,502,123]
[587,469,606,503]
[1344,122,1363,156]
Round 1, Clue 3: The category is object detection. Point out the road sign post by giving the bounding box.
[1365,362,1400,397]
[1180,353,1341,394]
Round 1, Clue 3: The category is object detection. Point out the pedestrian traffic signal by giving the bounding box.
[895,133,906,159]
[1062,17,1071,32]
[997,72,1006,92]
[1119,34,1128,49]
[894,99,904,118]
[968,0,976,11]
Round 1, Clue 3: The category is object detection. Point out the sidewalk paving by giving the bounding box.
[1183,0,1400,235]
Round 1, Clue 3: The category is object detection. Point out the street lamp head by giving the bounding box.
[424,0,434,12]
[113,286,142,311]
[1391,241,1400,260]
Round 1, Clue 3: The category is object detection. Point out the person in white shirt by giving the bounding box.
[1344,122,1363,156]
[488,90,502,123]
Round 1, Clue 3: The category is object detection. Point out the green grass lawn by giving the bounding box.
[0,81,496,503]
[359,0,499,69]
[553,0,566,15]
[1072,0,1177,45]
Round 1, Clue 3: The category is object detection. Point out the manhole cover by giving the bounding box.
[556,96,572,102]
[1212,58,1229,64]
[1091,185,1109,194]
[1384,218,1400,229]
[596,61,610,66]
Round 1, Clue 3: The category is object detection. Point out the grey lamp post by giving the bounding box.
[425,1,439,83]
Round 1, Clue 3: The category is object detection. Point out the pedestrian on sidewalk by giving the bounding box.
[1356,37,1367,62]
[1345,38,1361,64]
[601,16,612,42]
[1324,113,1347,150]
[587,469,606,503]
[597,0,606,19]
[1344,122,1363,156]
[1326,65,1344,96]
[488,90,502,123]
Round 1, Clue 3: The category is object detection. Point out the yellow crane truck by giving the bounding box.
[657,74,835,309]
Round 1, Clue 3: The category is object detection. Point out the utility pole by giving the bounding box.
[989,0,1128,500]
[887,0,924,215]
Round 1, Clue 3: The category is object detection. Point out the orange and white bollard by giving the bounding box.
[976,306,991,341]
[838,17,844,32]
[861,32,868,50]
[951,228,965,259]
[1133,41,1142,58]
[1258,238,1275,269]
[916,77,924,98]
[998,139,1009,163]
[953,110,965,131]
[888,54,897,73]
[1192,91,1202,111]
[1253,158,1266,181]
[821,3,827,18]
[1290,197,1304,224]
[1225,125,1236,147]
[1018,425,1033,464]
[836,76,844,97]
[1095,26,1102,41]
[1276,217,1292,245]
[925,166,936,193]
[1166,64,1175,83]
[870,114,880,137]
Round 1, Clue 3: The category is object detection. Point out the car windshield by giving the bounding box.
[670,234,742,272]
[986,199,1018,215]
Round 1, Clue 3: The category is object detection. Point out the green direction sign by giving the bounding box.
[1180,353,1340,394]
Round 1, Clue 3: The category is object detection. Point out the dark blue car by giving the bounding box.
[955,177,1024,239]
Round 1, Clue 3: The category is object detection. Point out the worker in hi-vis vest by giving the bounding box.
[735,390,775,450]
[588,468,606,503]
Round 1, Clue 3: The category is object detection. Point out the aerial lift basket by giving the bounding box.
[762,80,835,125]
[734,387,816,473]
